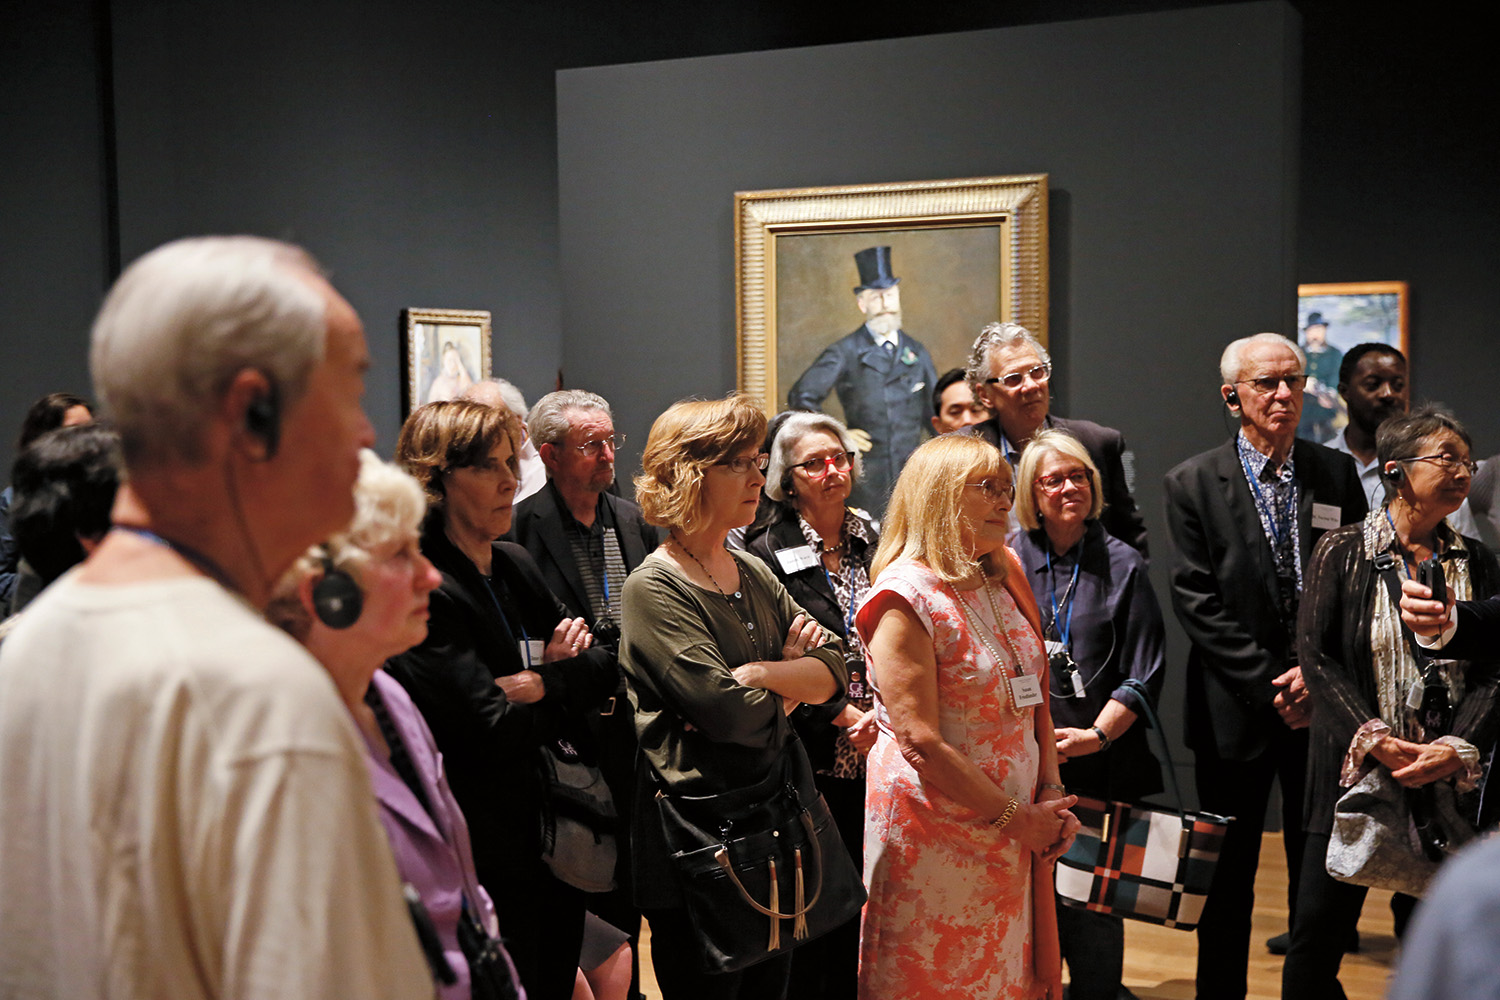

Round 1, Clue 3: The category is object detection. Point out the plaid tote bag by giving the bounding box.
[1053,679,1232,931]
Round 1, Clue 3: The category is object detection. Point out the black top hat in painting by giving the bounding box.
[853,246,900,293]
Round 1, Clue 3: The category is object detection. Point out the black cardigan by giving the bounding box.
[1298,520,1500,834]
[385,511,618,894]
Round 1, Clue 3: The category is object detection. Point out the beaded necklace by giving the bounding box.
[953,574,1029,716]
[670,532,762,658]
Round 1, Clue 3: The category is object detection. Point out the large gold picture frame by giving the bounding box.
[734,174,1048,416]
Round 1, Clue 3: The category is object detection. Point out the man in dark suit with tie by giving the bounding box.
[965,321,1149,556]
[1163,333,1366,1000]
[787,245,938,514]
[506,388,662,985]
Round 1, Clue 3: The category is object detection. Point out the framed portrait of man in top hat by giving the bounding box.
[1295,280,1409,444]
[735,174,1049,512]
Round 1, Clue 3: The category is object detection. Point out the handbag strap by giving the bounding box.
[1119,677,1186,812]
[712,809,825,921]
[1374,550,1441,676]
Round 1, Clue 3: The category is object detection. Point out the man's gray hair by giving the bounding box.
[90,236,328,467]
[527,390,612,448]
[965,322,1051,390]
[765,411,863,502]
[1219,333,1307,385]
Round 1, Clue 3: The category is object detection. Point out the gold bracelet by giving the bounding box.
[990,798,1020,830]
[1040,782,1066,795]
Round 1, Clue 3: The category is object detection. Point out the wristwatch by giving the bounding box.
[1090,724,1112,751]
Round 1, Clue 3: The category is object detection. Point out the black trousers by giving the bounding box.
[1192,725,1308,1000]
[786,775,863,1000]
[643,907,793,1000]
[1282,831,1418,1000]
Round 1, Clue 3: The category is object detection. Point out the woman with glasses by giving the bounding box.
[388,400,620,1000]
[621,394,848,1000]
[1286,406,1500,1000]
[856,434,1078,1000]
[1010,430,1166,1000]
[744,411,879,1000]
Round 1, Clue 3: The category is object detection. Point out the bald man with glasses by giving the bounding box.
[964,321,1148,556]
[1163,332,1366,1000]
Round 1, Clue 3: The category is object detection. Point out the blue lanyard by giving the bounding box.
[821,563,858,638]
[481,576,533,666]
[1239,449,1287,547]
[1044,546,1080,648]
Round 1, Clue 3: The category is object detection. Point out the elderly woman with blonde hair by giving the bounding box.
[1010,429,1166,1000]
[620,393,849,1000]
[268,450,521,1000]
[855,434,1078,1000]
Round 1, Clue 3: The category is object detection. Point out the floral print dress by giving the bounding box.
[855,560,1047,1000]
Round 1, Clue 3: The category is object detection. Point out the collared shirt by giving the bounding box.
[795,509,873,664]
[864,324,899,352]
[1236,430,1303,595]
[1329,429,1384,510]
[549,483,625,626]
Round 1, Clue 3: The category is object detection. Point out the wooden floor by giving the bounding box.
[636,833,1399,999]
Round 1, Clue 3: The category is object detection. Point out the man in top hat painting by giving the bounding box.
[1299,311,1344,444]
[786,245,938,514]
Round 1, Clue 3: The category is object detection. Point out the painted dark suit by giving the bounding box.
[787,326,937,513]
[1162,437,1366,1000]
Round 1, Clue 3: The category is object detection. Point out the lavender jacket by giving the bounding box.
[365,669,523,1000]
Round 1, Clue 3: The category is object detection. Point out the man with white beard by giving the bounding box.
[787,245,938,513]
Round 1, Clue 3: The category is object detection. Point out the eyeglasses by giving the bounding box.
[985,363,1052,390]
[573,433,624,458]
[1399,453,1478,476]
[1036,469,1092,494]
[965,478,1016,504]
[714,453,770,475]
[1235,373,1307,394]
[792,451,855,478]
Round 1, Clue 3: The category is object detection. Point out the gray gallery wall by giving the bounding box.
[557,3,1301,799]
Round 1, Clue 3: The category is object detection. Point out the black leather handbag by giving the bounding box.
[652,737,867,974]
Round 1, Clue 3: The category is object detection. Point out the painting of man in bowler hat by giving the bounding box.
[787,246,938,513]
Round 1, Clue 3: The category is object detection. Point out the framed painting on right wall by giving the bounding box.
[1295,280,1409,444]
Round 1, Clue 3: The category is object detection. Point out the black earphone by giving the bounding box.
[1383,461,1404,486]
[313,552,363,629]
[1224,387,1240,408]
[244,378,281,459]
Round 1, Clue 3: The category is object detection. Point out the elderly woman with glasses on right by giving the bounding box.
[1009,429,1166,1000]
[856,434,1077,1000]
[1286,406,1500,1000]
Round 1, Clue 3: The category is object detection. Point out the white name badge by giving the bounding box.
[1010,673,1044,709]
[775,544,820,575]
[519,639,546,667]
[1312,502,1342,530]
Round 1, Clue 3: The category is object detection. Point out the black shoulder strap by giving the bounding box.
[1374,549,1437,675]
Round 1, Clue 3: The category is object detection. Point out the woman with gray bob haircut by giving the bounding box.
[746,409,876,1000]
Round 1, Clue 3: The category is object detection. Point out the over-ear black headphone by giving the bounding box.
[1225,387,1240,408]
[313,552,363,629]
[245,378,281,459]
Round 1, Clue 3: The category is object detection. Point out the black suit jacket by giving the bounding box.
[385,514,618,897]
[971,412,1149,557]
[506,480,661,626]
[786,325,938,513]
[1164,437,1367,760]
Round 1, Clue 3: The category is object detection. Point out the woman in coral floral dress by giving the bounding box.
[856,435,1079,1000]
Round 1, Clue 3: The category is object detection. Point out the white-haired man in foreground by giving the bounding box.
[0,236,433,998]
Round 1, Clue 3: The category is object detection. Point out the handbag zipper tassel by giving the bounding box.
[768,857,780,951]
[793,847,808,940]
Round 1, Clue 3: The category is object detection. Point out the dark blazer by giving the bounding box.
[971,412,1149,557]
[744,506,877,773]
[506,480,661,627]
[1163,437,1367,760]
[385,512,618,896]
[787,326,938,513]
[1298,521,1500,833]
[1442,598,1500,660]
